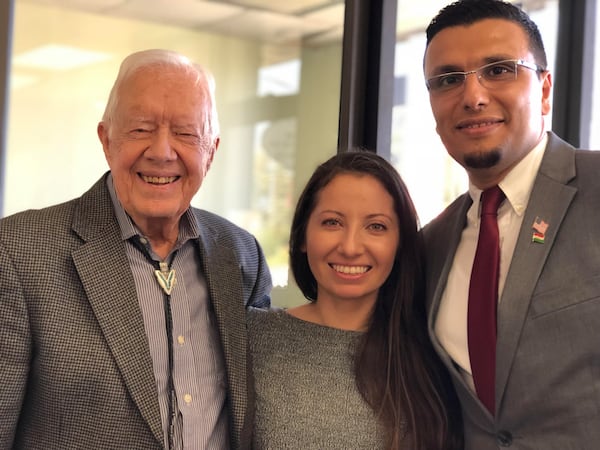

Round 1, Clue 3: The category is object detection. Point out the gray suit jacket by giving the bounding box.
[0,173,272,450]
[422,132,600,450]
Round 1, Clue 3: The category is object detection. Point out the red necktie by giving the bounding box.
[468,185,505,415]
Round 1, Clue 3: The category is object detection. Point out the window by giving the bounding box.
[391,0,559,225]
[8,0,345,306]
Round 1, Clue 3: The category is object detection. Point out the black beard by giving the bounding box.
[464,149,501,169]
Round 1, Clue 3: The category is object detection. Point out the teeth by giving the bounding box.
[141,175,177,184]
[332,264,369,274]
[464,121,494,129]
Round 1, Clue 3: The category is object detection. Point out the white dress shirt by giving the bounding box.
[435,133,549,391]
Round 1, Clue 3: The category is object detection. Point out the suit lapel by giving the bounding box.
[495,134,577,408]
[194,224,249,448]
[71,177,163,444]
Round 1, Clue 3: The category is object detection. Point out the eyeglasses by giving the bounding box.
[426,59,545,93]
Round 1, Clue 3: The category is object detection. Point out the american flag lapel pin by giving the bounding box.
[532,216,549,244]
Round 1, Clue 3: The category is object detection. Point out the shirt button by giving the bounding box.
[177,335,185,345]
[184,394,192,404]
[497,430,513,447]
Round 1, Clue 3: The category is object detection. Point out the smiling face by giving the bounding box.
[97,65,218,234]
[424,18,552,188]
[302,173,400,309]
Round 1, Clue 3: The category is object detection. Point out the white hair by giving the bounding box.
[101,49,219,140]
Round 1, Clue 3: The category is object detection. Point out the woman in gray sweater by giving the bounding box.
[248,150,462,450]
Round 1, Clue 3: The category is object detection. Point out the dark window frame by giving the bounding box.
[338,0,396,158]
[0,0,13,215]
[552,0,596,147]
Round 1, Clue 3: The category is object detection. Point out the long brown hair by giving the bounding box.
[289,150,462,449]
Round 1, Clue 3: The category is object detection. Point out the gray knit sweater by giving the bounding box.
[247,307,386,449]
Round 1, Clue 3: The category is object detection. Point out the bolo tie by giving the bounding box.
[130,235,179,450]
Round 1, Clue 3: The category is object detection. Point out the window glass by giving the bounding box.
[392,0,559,225]
[8,0,344,306]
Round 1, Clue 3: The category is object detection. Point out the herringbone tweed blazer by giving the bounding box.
[0,173,272,450]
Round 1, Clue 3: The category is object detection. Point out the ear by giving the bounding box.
[97,122,111,162]
[541,71,553,116]
[205,137,220,172]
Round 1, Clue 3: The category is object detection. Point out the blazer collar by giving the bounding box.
[495,132,577,411]
[71,173,164,444]
[192,210,250,447]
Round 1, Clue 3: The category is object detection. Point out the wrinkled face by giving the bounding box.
[303,173,399,308]
[424,19,552,188]
[97,66,218,230]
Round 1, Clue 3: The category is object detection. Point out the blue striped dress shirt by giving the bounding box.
[107,175,229,449]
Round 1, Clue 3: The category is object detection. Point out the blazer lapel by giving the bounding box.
[71,177,163,444]
[194,225,249,448]
[495,134,577,409]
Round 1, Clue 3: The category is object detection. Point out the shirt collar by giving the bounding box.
[106,173,200,244]
[468,132,548,218]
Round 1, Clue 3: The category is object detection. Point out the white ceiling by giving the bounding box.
[19,0,540,49]
[20,0,460,46]
[22,0,348,46]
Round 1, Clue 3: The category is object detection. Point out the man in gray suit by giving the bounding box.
[0,49,271,449]
[421,1,600,448]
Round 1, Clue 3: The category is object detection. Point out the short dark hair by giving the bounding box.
[289,149,419,302]
[426,0,547,69]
